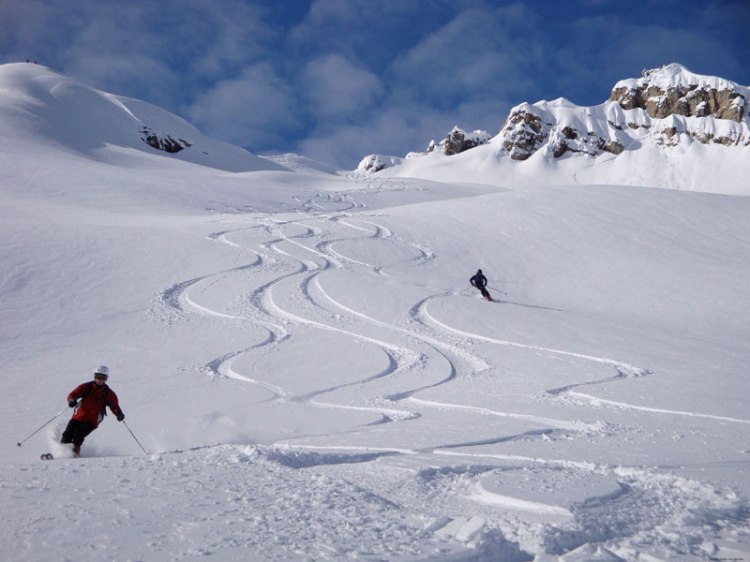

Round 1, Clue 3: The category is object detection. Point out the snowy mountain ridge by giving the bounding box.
[359,64,750,194]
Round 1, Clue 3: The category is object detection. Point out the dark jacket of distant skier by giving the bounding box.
[61,365,125,455]
[470,269,492,301]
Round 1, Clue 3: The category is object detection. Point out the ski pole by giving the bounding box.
[489,285,507,295]
[123,420,150,455]
[17,406,67,447]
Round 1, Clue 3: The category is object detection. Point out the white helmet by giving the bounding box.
[94,365,110,377]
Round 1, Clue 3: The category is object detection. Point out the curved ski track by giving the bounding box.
[150,188,750,558]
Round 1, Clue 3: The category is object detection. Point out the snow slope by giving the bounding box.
[1,63,749,561]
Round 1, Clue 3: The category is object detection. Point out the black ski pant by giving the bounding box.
[61,419,96,447]
[475,285,491,300]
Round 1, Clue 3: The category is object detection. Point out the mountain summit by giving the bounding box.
[358,64,750,194]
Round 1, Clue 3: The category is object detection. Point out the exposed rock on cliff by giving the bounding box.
[427,126,491,155]
[611,64,745,122]
[140,126,192,153]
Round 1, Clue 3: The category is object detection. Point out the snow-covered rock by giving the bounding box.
[356,153,403,173]
[498,64,750,160]
[495,64,750,160]
[498,99,627,161]
[427,126,491,155]
[493,63,749,160]
[612,63,745,122]
[610,63,749,147]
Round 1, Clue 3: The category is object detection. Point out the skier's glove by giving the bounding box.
[68,399,78,408]
[116,413,125,422]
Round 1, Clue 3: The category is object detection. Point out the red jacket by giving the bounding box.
[68,382,123,426]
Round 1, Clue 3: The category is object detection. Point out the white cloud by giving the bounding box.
[169,2,275,80]
[289,0,420,50]
[389,5,541,107]
[299,55,384,122]
[187,63,300,149]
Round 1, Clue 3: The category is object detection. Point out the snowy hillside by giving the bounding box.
[1,62,749,561]
[360,64,750,195]
[0,63,285,173]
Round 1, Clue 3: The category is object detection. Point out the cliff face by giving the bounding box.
[497,103,626,161]
[610,64,744,122]
[496,64,749,161]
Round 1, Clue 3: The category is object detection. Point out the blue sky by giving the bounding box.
[2,0,748,169]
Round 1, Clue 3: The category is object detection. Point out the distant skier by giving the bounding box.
[61,366,125,456]
[469,268,493,301]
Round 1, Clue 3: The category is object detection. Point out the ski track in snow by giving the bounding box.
[419,295,651,383]
[145,187,750,559]
[568,391,750,425]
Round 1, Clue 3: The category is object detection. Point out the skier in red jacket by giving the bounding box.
[61,365,125,456]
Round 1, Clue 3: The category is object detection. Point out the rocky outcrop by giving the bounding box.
[609,63,748,147]
[357,154,402,173]
[498,104,624,161]
[550,127,625,159]
[498,109,547,161]
[495,64,750,160]
[611,65,745,122]
[140,126,192,153]
[427,126,491,155]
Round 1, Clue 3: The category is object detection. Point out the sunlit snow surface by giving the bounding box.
[1,63,749,561]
